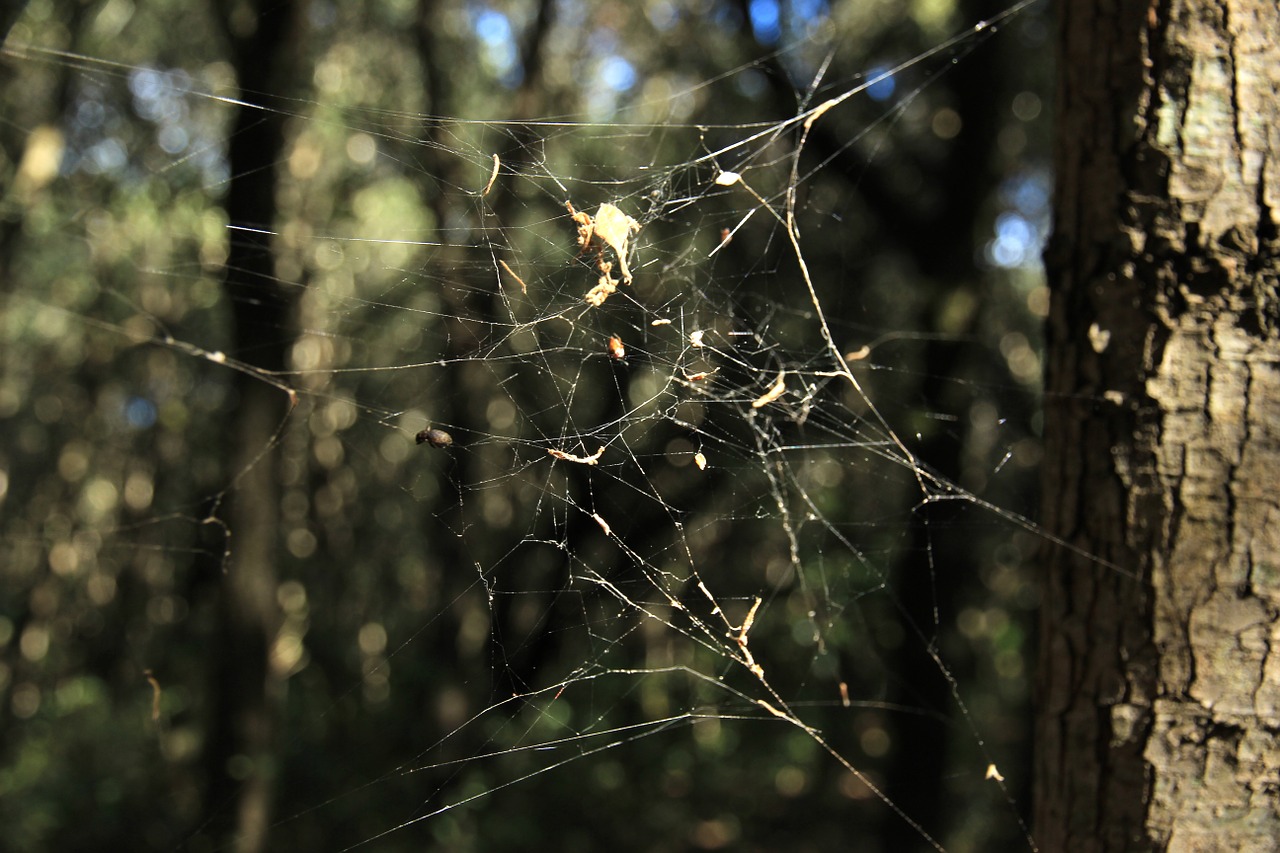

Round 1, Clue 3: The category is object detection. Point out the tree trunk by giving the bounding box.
[201,3,302,852]
[1036,0,1280,851]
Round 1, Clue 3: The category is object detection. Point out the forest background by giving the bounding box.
[0,0,1052,850]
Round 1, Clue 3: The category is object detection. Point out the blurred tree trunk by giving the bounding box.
[202,2,303,851]
[874,0,1022,846]
[0,1,28,42]
[1036,0,1280,850]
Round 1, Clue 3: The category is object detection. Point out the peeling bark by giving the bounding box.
[1037,0,1280,851]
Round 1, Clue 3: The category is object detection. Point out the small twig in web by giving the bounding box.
[497,259,527,293]
[696,582,768,679]
[547,446,605,465]
[591,512,613,538]
[144,670,162,724]
[734,596,761,641]
[733,597,764,678]
[481,153,500,196]
[751,370,787,409]
[802,98,837,132]
[756,698,791,721]
[696,580,721,616]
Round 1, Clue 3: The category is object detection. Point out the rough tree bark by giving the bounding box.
[1036,0,1280,851]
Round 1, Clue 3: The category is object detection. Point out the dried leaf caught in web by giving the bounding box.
[591,203,640,282]
[584,264,618,306]
[567,202,594,254]
[569,202,640,287]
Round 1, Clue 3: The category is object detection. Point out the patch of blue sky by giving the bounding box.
[474,8,521,86]
[989,212,1034,267]
[864,65,896,102]
[749,0,781,44]
[158,124,189,155]
[646,0,678,30]
[81,138,127,175]
[129,67,191,125]
[1001,168,1050,219]
[601,56,637,92]
[791,0,830,29]
[124,396,158,430]
[987,170,1051,269]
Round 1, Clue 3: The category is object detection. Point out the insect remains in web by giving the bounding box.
[416,427,454,448]
[567,201,641,306]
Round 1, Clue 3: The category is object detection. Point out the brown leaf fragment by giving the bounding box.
[567,201,641,287]
[584,266,618,306]
[591,203,640,283]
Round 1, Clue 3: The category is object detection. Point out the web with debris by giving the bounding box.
[0,1,1055,849]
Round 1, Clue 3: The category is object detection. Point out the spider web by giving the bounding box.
[0,1,1055,850]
